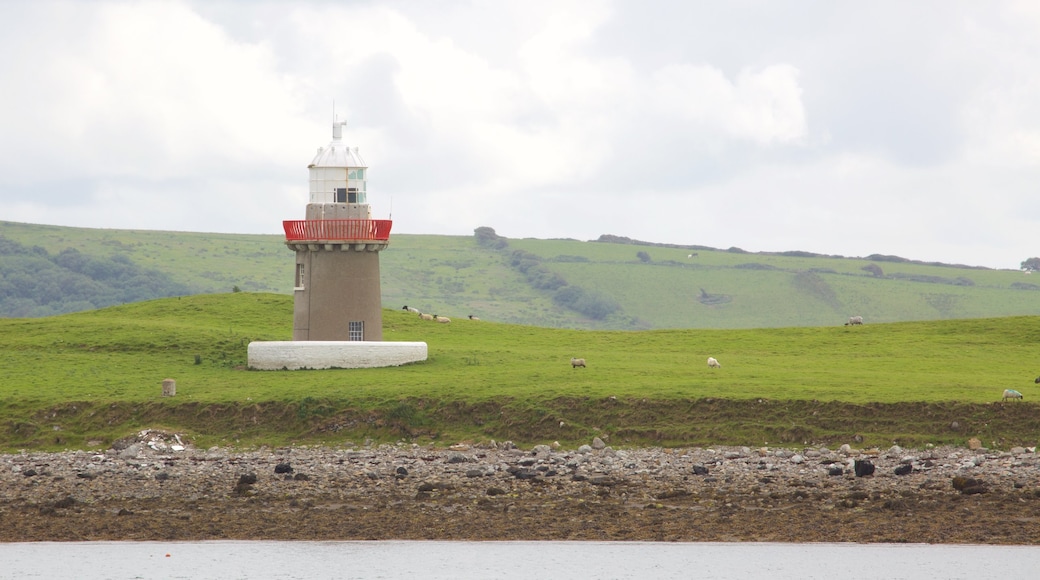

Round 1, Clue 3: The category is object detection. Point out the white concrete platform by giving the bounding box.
[247,341,428,370]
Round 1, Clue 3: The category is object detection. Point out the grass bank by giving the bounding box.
[2,293,1039,452]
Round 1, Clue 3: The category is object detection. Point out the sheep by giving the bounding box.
[570,357,586,368]
[468,315,480,320]
[418,313,434,321]
[707,357,721,369]
[1034,376,1040,384]
[1002,389,1024,402]
[433,315,451,324]
[845,315,864,326]
[402,305,421,314]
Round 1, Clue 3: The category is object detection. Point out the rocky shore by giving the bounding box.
[2,430,1039,544]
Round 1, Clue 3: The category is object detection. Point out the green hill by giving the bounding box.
[1,293,1039,452]
[2,220,1039,329]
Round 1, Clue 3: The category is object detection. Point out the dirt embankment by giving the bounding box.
[2,432,1040,544]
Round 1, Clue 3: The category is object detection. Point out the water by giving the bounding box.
[1,541,1038,580]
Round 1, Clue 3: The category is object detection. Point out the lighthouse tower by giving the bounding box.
[283,119,391,341]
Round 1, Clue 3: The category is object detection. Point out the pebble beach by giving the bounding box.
[2,430,1039,544]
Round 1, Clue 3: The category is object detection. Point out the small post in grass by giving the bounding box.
[161,378,176,397]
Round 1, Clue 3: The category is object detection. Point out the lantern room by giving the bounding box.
[306,119,370,219]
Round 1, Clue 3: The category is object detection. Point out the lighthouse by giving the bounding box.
[283,119,391,341]
[247,118,426,370]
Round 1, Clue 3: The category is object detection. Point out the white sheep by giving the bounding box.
[1003,389,1024,402]
[845,315,864,326]
[434,315,451,324]
[707,357,721,368]
[570,357,586,368]
[418,313,434,321]
[468,314,480,320]
[402,305,421,314]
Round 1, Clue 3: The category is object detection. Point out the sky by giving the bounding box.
[2,1,1039,269]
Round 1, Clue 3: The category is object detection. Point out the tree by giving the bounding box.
[1021,257,1040,272]
[474,226,508,249]
[861,263,884,277]
[636,251,651,263]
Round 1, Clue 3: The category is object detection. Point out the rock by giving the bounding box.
[790,454,805,464]
[692,464,710,476]
[827,466,844,476]
[274,463,293,474]
[445,452,470,464]
[952,476,987,494]
[591,437,606,450]
[1010,447,1027,455]
[894,464,913,476]
[578,445,593,454]
[967,438,983,450]
[238,473,258,485]
[854,460,875,477]
[119,444,142,459]
[417,481,453,492]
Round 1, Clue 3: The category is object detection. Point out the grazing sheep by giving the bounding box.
[707,357,721,369]
[845,315,864,326]
[570,357,586,368]
[1035,376,1040,384]
[1002,389,1024,402]
[468,315,480,320]
[433,315,451,324]
[402,305,421,314]
[419,313,434,321]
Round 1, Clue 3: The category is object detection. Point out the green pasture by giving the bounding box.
[2,293,1040,452]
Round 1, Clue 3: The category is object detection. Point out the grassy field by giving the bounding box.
[2,293,1039,452]
[4,220,1040,330]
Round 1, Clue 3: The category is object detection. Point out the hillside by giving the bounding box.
[2,220,1039,329]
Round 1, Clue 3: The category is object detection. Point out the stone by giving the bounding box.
[854,459,875,477]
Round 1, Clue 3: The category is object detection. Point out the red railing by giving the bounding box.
[283,219,393,242]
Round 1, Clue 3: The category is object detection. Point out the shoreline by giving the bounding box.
[2,431,1039,544]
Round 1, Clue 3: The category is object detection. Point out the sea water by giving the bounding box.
[1,541,1038,580]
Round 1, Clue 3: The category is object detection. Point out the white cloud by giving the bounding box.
[1,0,1039,268]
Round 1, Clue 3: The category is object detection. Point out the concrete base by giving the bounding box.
[248,341,428,370]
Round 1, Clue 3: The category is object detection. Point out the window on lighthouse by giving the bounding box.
[348,320,364,341]
[295,263,305,289]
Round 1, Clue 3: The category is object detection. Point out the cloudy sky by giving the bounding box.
[2,1,1039,269]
